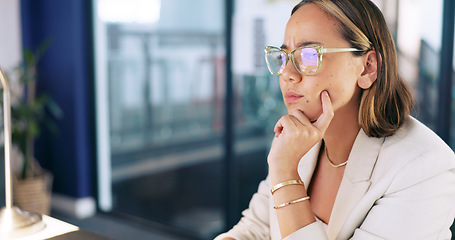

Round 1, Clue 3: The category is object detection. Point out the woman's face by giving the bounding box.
[280,3,365,122]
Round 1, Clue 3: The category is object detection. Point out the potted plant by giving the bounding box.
[3,42,63,215]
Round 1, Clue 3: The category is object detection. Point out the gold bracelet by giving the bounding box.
[274,196,310,209]
[270,179,304,194]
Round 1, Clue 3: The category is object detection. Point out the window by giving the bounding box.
[94,0,228,238]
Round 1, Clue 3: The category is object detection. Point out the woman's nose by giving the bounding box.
[280,60,302,83]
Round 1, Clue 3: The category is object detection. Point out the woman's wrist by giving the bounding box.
[269,168,301,186]
[268,157,300,177]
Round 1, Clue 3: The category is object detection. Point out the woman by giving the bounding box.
[215,0,455,239]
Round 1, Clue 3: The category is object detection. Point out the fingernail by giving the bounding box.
[323,91,329,96]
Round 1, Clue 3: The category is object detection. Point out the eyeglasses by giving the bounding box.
[264,45,364,76]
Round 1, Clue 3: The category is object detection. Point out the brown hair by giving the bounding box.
[292,0,414,137]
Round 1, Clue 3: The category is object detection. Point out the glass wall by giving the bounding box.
[395,0,444,131]
[94,0,227,238]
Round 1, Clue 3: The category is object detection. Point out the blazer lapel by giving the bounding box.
[327,129,385,240]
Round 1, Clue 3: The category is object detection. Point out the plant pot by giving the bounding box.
[12,171,53,215]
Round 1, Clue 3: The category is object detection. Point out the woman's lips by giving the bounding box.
[285,91,303,104]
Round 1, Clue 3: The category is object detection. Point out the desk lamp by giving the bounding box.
[0,67,45,238]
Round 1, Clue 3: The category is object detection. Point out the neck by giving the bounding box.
[322,107,360,165]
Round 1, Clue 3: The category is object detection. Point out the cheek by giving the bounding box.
[325,75,361,110]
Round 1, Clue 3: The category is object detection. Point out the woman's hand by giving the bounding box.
[268,91,334,179]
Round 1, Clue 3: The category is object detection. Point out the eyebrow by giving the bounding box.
[281,41,323,49]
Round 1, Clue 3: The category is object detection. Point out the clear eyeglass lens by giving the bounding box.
[296,47,319,75]
[266,47,320,75]
[266,48,287,74]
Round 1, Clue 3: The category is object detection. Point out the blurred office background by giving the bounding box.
[0,0,454,239]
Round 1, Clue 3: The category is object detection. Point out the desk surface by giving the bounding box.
[46,229,116,240]
[10,215,114,240]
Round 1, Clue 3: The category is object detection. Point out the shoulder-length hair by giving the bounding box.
[292,0,414,137]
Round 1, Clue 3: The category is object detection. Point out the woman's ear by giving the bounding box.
[358,50,378,89]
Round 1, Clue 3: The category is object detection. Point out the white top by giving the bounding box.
[215,117,455,240]
[316,216,328,232]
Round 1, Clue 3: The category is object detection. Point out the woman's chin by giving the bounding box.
[285,107,321,123]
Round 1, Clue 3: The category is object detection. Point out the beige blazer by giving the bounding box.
[215,117,455,240]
